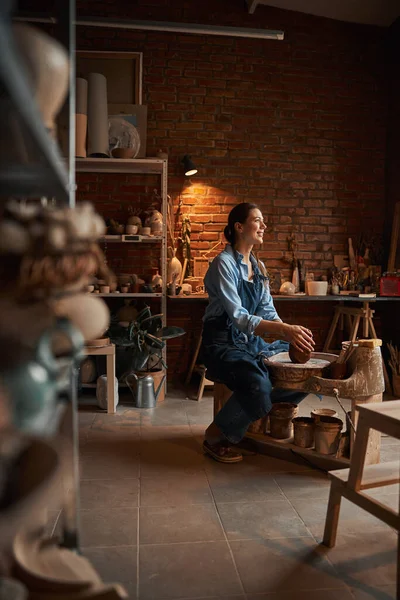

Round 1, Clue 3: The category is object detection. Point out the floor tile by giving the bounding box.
[351,585,397,599]
[217,499,312,540]
[79,452,140,479]
[230,537,345,594]
[140,472,213,506]
[140,504,224,544]
[80,478,139,509]
[207,472,284,504]
[204,452,312,476]
[80,436,141,456]
[379,445,400,462]
[140,425,193,440]
[139,435,205,478]
[83,546,137,598]
[139,541,243,599]
[273,471,330,502]
[80,508,138,547]
[247,591,355,600]
[85,413,140,439]
[288,494,397,542]
[141,406,189,426]
[324,530,398,587]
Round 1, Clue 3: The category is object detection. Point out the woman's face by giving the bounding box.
[236,208,266,245]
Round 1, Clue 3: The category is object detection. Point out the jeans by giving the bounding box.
[204,346,307,444]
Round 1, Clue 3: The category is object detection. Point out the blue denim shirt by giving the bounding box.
[203,245,280,336]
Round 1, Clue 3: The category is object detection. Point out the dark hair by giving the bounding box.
[223,202,259,245]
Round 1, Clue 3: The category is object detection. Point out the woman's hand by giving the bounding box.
[281,323,315,353]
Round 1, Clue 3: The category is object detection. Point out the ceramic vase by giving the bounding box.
[75,77,87,157]
[167,251,182,283]
[87,72,109,157]
[13,24,69,137]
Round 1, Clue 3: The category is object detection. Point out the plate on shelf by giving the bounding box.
[108,117,140,157]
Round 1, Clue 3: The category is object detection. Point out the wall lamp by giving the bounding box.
[182,155,198,177]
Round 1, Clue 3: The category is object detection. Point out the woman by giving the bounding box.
[202,202,315,463]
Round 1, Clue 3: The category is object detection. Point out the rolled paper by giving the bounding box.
[87,72,109,157]
[75,113,87,157]
[76,77,88,115]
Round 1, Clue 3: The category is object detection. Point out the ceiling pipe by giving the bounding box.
[13,14,284,40]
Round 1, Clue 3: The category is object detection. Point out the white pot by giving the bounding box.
[307,281,328,296]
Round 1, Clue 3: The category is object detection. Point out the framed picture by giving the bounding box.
[387,202,400,272]
[76,51,143,104]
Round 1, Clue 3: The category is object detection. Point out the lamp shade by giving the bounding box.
[182,155,197,176]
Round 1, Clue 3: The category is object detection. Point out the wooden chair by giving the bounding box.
[323,400,400,595]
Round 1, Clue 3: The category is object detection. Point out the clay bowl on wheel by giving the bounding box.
[289,344,312,364]
[264,352,338,386]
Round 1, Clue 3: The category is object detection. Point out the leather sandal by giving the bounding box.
[203,440,243,463]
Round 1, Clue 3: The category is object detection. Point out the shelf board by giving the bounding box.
[95,293,162,298]
[100,235,162,243]
[75,157,166,174]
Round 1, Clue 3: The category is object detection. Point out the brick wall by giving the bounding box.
[70,1,390,379]
[73,1,388,283]
[18,0,390,379]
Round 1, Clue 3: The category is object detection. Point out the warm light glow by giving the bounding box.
[185,168,198,176]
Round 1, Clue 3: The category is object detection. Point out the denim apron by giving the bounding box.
[202,252,307,443]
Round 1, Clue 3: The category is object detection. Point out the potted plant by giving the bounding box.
[107,306,185,404]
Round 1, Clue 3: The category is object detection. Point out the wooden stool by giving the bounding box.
[185,329,213,401]
[323,301,376,354]
[84,344,116,414]
[214,382,268,435]
[323,400,400,595]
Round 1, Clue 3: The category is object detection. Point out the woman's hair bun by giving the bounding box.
[224,224,233,243]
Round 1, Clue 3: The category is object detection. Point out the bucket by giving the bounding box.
[314,416,343,455]
[292,417,315,448]
[269,403,298,439]
[311,408,338,422]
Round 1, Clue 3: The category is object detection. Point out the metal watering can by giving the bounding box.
[126,372,166,409]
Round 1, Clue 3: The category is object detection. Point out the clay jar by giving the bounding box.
[329,361,348,380]
[269,403,298,439]
[13,24,69,135]
[289,344,311,364]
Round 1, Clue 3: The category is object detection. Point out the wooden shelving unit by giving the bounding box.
[96,293,162,298]
[75,156,166,174]
[100,234,162,243]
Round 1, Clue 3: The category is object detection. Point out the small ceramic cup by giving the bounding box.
[100,285,110,294]
[126,224,138,235]
[181,283,192,295]
[140,226,151,236]
[121,286,129,293]
[87,285,94,293]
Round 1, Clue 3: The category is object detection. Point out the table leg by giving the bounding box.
[106,352,116,414]
[322,482,343,548]
[351,394,381,465]
[348,413,370,491]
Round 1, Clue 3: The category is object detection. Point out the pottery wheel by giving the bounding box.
[264,352,337,384]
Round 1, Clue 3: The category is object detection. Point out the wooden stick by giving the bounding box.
[180,258,188,287]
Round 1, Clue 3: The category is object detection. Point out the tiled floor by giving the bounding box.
[48,390,399,600]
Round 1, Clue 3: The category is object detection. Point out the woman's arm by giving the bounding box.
[254,319,315,353]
